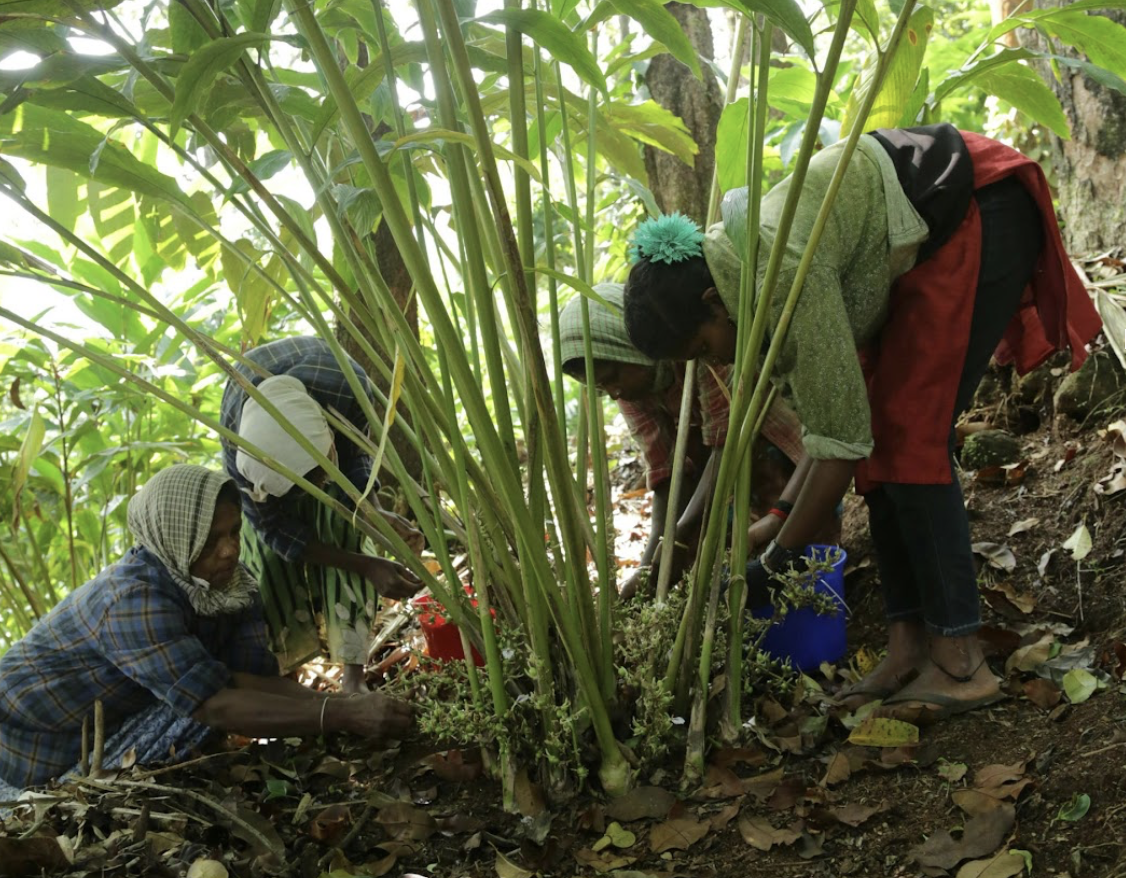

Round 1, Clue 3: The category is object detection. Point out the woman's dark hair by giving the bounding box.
[561,358,587,381]
[623,255,714,360]
[217,481,242,509]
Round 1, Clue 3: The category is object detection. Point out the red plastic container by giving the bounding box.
[412,594,485,666]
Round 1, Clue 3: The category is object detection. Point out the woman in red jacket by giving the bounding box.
[622,125,1101,722]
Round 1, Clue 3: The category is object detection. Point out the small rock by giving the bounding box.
[1015,364,1053,405]
[961,429,1022,470]
[1054,349,1125,420]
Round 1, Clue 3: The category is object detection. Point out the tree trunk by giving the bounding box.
[1026,3,1126,252]
[641,3,724,224]
[337,215,424,497]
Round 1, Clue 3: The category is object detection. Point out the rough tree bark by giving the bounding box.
[336,213,423,495]
[1026,3,1126,252]
[641,3,724,224]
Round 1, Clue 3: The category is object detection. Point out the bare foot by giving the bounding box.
[876,656,1001,724]
[835,620,927,712]
[835,653,923,712]
[341,663,370,695]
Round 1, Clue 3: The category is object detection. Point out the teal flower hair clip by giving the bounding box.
[630,212,704,265]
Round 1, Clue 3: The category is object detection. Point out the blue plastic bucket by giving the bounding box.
[750,544,848,671]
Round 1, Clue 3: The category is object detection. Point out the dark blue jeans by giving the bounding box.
[865,177,1044,636]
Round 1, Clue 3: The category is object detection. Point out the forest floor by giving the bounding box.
[2,355,1125,878]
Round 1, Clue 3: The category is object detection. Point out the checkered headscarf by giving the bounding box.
[127,464,258,616]
[559,283,654,371]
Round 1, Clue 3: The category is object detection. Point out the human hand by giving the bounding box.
[747,514,783,555]
[382,511,426,556]
[620,567,649,601]
[337,691,413,740]
[364,556,424,600]
[622,540,689,600]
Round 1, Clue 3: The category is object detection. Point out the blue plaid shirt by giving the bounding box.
[0,547,276,787]
[219,337,379,562]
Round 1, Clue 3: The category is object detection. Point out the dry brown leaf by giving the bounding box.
[702,765,745,798]
[423,748,484,782]
[978,625,1022,661]
[953,789,1007,818]
[604,786,677,823]
[827,802,885,827]
[376,802,436,841]
[0,837,72,878]
[708,802,741,831]
[514,767,545,818]
[766,777,806,811]
[909,804,1016,871]
[880,744,923,766]
[648,817,709,853]
[1006,635,1055,674]
[821,751,852,787]
[1024,678,1062,710]
[954,849,1026,878]
[1096,469,1126,496]
[974,760,1030,800]
[982,582,1036,615]
[358,852,398,877]
[1105,420,1126,457]
[1007,518,1040,537]
[494,849,534,878]
[712,746,768,770]
[741,767,785,801]
[312,757,352,780]
[1113,642,1126,679]
[971,542,1017,572]
[436,813,487,835]
[573,847,637,873]
[759,697,789,725]
[308,804,351,845]
[737,816,802,852]
[147,832,186,856]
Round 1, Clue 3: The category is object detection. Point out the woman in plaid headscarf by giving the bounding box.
[0,465,410,792]
[558,283,834,600]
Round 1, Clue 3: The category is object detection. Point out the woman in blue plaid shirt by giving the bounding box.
[0,465,411,791]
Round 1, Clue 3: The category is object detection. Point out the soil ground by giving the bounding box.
[2,360,1124,878]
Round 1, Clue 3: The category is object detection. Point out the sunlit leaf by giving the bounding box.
[0,104,190,207]
[607,0,702,78]
[479,10,607,94]
[11,409,46,523]
[972,62,1070,140]
[842,5,933,136]
[169,33,272,137]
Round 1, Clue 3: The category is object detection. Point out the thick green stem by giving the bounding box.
[654,360,697,603]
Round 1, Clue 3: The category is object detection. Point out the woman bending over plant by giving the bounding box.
[220,337,424,693]
[0,465,411,794]
[557,282,838,600]
[623,124,1101,722]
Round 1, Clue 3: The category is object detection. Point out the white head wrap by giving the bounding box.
[126,464,257,616]
[235,375,334,502]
